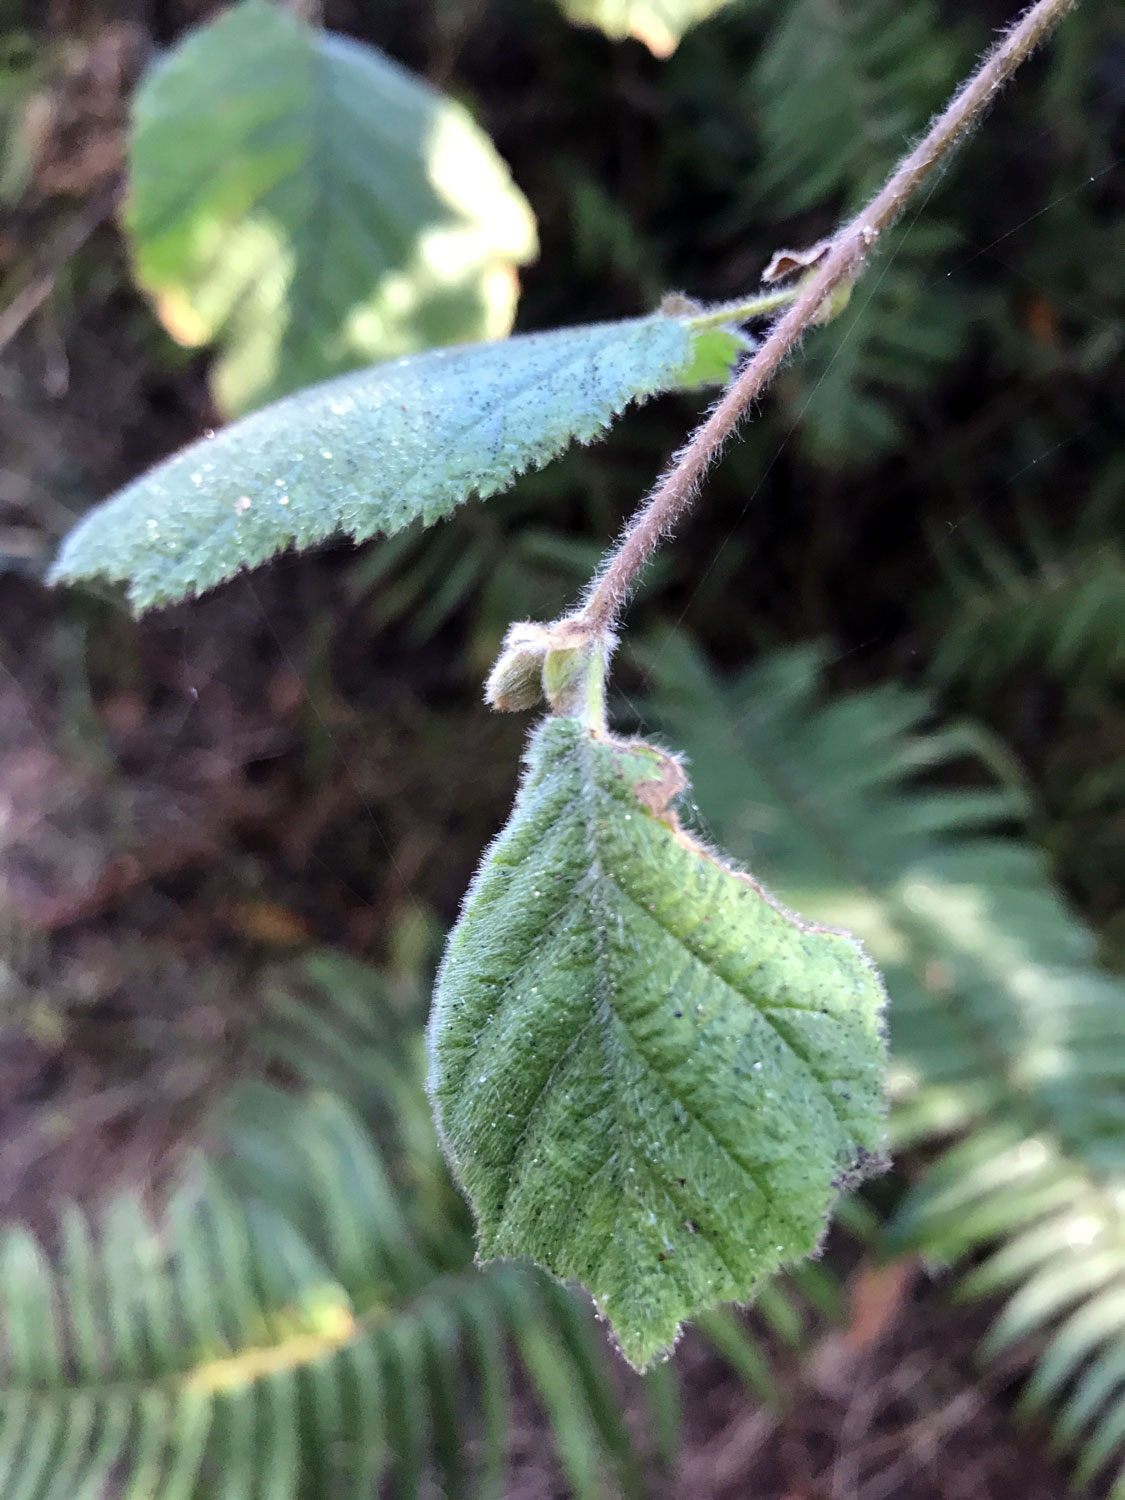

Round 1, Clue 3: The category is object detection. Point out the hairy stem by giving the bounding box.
[578,0,1079,634]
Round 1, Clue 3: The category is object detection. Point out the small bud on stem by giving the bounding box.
[486,616,612,729]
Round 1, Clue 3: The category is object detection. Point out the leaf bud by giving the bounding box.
[484,621,553,712]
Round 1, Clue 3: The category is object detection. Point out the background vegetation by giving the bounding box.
[0,0,1122,1496]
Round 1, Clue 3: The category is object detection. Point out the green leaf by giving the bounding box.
[556,0,737,56]
[49,309,735,613]
[676,325,746,389]
[637,633,1125,1490]
[126,0,537,415]
[427,715,888,1369]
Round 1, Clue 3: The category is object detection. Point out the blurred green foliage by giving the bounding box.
[556,0,738,56]
[0,21,35,201]
[126,0,536,414]
[1,0,1123,1494]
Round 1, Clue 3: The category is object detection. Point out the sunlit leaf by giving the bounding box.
[427,714,888,1368]
[50,309,739,613]
[126,0,537,414]
[557,0,737,57]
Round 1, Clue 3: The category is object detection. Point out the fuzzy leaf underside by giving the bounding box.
[427,716,888,1368]
[557,0,737,56]
[50,312,733,613]
[125,0,537,415]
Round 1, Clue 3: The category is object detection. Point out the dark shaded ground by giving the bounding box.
[666,1288,1086,1500]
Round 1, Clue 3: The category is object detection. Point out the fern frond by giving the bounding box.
[637,630,1125,1493]
[932,520,1125,694]
[747,0,963,213]
[0,1064,637,1498]
[785,221,973,466]
[345,488,604,672]
[737,0,973,465]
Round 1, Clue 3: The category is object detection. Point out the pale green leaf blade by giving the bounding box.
[49,310,729,613]
[126,0,537,414]
[557,0,737,56]
[427,716,888,1369]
